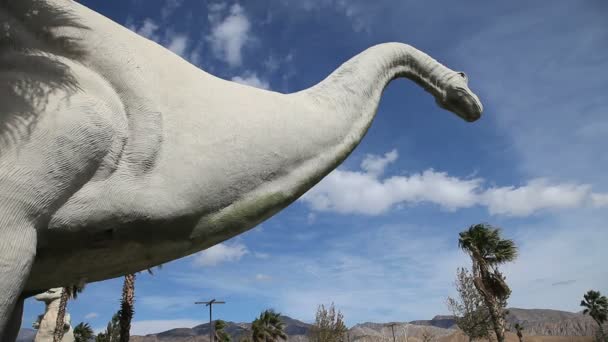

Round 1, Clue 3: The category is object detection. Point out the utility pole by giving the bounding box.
[387,323,397,342]
[195,299,226,342]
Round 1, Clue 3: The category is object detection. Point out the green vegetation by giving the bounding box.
[513,323,524,342]
[308,303,348,342]
[421,328,436,342]
[74,322,95,342]
[96,312,120,342]
[252,309,287,342]
[580,290,608,342]
[446,267,492,342]
[215,319,232,342]
[458,223,518,342]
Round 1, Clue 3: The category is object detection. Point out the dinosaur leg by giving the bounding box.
[0,216,36,341]
[1,296,25,342]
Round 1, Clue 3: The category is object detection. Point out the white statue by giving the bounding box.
[32,288,74,342]
[0,0,482,340]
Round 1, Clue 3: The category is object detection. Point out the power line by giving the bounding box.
[387,323,397,342]
[195,299,226,342]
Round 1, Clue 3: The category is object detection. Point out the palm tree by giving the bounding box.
[118,273,136,342]
[54,283,86,342]
[458,223,518,342]
[215,320,232,342]
[580,290,608,342]
[513,323,524,342]
[74,322,95,342]
[117,267,160,341]
[252,309,287,342]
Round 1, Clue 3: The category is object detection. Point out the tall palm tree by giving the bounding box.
[458,223,518,342]
[580,290,608,342]
[118,273,136,342]
[74,322,95,342]
[215,320,232,342]
[117,267,160,342]
[54,283,85,342]
[252,310,287,342]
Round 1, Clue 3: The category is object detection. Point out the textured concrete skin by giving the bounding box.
[0,0,482,339]
[32,289,74,342]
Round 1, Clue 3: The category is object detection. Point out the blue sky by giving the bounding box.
[22,0,608,335]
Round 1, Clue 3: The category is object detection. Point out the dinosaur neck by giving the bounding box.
[304,43,454,125]
[290,43,455,173]
[45,298,60,312]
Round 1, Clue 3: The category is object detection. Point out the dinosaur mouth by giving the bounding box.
[463,97,483,122]
[438,89,483,122]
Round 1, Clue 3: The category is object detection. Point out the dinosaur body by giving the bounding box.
[0,0,482,339]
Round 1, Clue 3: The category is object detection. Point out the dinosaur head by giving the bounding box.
[34,287,63,302]
[435,71,483,122]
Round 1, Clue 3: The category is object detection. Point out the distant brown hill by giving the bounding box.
[17,308,604,342]
[129,315,310,342]
[436,331,593,342]
[409,308,601,337]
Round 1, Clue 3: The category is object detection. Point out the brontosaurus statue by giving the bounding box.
[0,0,482,339]
[32,288,74,342]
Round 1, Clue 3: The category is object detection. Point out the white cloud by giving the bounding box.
[307,212,317,225]
[301,150,608,217]
[264,53,295,73]
[207,3,228,21]
[254,252,270,259]
[166,34,189,57]
[283,0,376,33]
[481,180,591,216]
[293,231,319,241]
[189,46,202,66]
[130,319,200,336]
[255,273,272,281]
[447,2,608,189]
[264,55,281,72]
[193,242,249,267]
[207,4,251,67]
[138,295,197,312]
[502,214,608,311]
[301,162,480,215]
[360,149,398,176]
[161,0,183,20]
[231,73,270,89]
[125,19,193,61]
[84,312,99,319]
[591,193,608,207]
[127,18,160,42]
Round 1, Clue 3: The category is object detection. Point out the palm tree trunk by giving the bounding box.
[119,273,136,342]
[472,276,506,342]
[594,319,606,342]
[53,287,69,342]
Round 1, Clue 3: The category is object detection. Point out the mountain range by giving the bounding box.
[17,308,604,342]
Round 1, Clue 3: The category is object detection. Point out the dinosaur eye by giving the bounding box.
[457,72,467,80]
